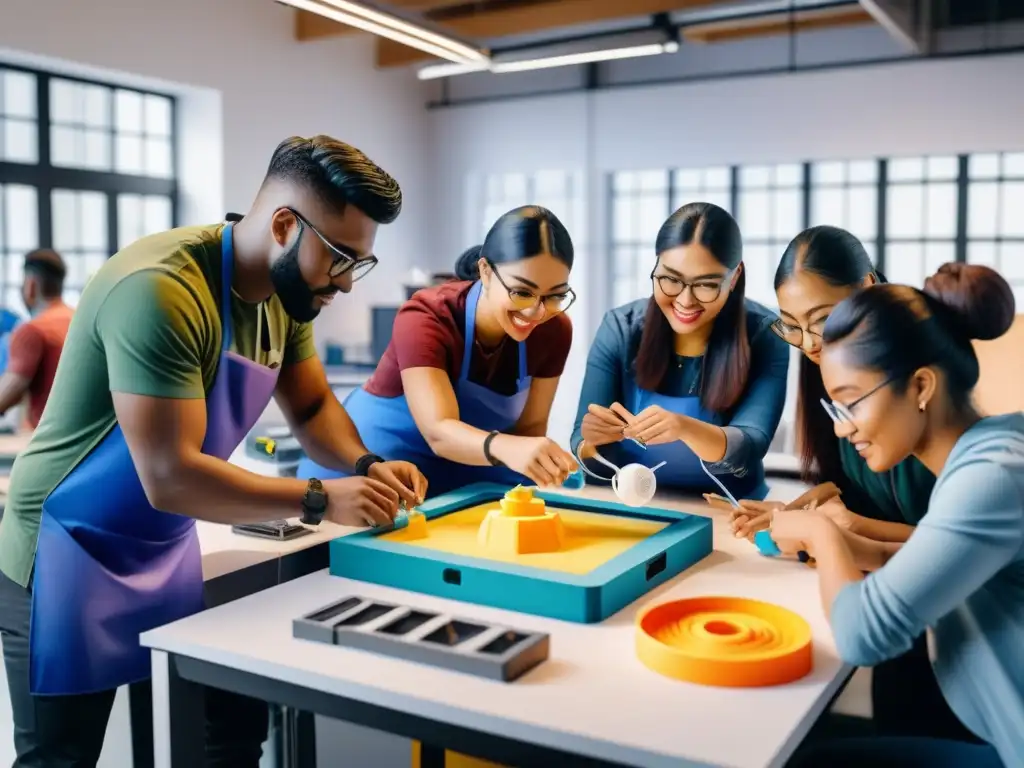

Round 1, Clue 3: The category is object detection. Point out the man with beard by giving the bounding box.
[0,135,428,766]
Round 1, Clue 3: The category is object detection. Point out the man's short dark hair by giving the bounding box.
[23,249,66,298]
[265,135,402,224]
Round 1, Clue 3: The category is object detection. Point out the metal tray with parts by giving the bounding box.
[293,595,550,682]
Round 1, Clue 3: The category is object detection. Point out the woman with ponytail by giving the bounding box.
[297,205,578,497]
[571,202,789,499]
[767,263,1022,767]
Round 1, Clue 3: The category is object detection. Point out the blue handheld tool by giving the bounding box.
[753,529,782,556]
[562,468,585,490]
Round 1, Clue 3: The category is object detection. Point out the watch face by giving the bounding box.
[309,478,323,491]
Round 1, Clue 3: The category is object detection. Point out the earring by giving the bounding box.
[918,402,926,412]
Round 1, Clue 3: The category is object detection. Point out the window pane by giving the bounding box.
[862,242,877,265]
[926,156,958,180]
[115,89,144,133]
[924,242,955,276]
[85,252,107,280]
[1000,182,1024,237]
[80,192,107,251]
[773,189,801,238]
[967,182,999,238]
[50,125,81,167]
[925,183,957,239]
[117,193,141,248]
[83,129,110,170]
[83,85,110,128]
[143,196,172,234]
[50,79,82,123]
[848,160,878,184]
[4,286,22,313]
[812,162,844,185]
[144,94,172,136]
[115,134,143,174]
[775,164,803,187]
[3,71,37,119]
[739,166,770,188]
[1004,153,1024,177]
[1001,243,1024,281]
[967,241,998,268]
[888,157,924,181]
[5,252,24,284]
[811,187,843,228]
[4,185,38,252]
[705,167,730,188]
[675,169,701,190]
[612,195,634,243]
[612,172,635,194]
[886,243,924,287]
[703,189,731,213]
[51,190,78,251]
[968,153,1000,179]
[743,245,775,306]
[533,170,565,199]
[64,252,86,287]
[848,186,877,239]
[886,185,924,238]
[638,195,667,242]
[638,171,667,193]
[145,137,172,177]
[739,191,770,239]
[2,118,38,163]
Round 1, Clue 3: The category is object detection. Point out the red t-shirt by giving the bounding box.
[7,303,74,428]
[364,281,573,398]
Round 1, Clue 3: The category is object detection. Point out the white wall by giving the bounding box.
[0,0,432,352]
[428,47,1024,444]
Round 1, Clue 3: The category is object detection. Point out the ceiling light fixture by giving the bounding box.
[281,0,488,64]
[417,40,679,80]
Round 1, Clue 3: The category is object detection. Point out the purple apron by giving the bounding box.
[616,382,769,501]
[29,223,280,695]
[298,280,531,497]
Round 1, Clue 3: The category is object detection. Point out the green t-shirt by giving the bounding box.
[837,439,935,526]
[0,224,317,588]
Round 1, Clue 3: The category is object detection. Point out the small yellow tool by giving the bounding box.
[254,436,276,456]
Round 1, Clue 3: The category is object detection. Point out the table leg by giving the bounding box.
[152,650,205,768]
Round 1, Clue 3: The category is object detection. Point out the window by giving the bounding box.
[0,63,177,311]
[809,159,879,263]
[610,170,670,306]
[672,166,732,214]
[883,155,959,288]
[735,163,804,307]
[965,151,1024,307]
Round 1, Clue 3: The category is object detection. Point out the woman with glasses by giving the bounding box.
[770,263,1021,767]
[570,202,789,500]
[298,205,579,498]
[722,226,982,744]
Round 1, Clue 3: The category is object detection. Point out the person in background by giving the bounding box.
[0,249,74,429]
[713,227,980,743]
[772,263,1021,767]
[0,135,427,767]
[298,205,578,497]
[571,202,789,500]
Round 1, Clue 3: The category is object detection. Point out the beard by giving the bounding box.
[269,230,336,323]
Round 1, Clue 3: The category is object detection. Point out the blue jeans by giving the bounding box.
[790,737,1002,767]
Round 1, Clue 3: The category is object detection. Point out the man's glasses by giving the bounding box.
[650,272,727,304]
[286,208,378,281]
[770,317,827,349]
[820,376,897,426]
[489,261,576,313]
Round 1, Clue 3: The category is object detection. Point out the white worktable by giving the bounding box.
[144,483,854,768]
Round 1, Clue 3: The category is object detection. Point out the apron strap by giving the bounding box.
[220,223,236,354]
[461,280,530,384]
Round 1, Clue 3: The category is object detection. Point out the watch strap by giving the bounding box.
[483,431,504,467]
[300,478,328,526]
[354,453,384,477]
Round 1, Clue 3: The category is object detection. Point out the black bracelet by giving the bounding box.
[483,431,504,467]
[354,453,384,476]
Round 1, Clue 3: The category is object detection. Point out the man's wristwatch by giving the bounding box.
[300,478,329,526]
[354,453,384,477]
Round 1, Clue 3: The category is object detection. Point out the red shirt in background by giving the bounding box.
[364,281,573,398]
[7,303,74,428]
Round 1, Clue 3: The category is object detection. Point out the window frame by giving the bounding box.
[0,61,179,306]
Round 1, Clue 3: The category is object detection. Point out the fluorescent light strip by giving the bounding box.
[282,0,486,64]
[491,42,677,73]
[416,41,678,79]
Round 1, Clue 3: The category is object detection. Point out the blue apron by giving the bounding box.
[298,281,531,497]
[616,380,769,501]
[29,223,281,695]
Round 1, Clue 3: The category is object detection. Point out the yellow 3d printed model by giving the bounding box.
[477,486,565,555]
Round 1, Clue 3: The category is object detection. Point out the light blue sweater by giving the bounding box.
[831,413,1024,764]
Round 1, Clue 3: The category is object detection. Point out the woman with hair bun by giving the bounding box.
[768,263,1023,766]
[298,205,578,497]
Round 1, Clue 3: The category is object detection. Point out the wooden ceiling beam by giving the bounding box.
[682,6,875,44]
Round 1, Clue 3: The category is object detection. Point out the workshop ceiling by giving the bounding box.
[292,0,882,70]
